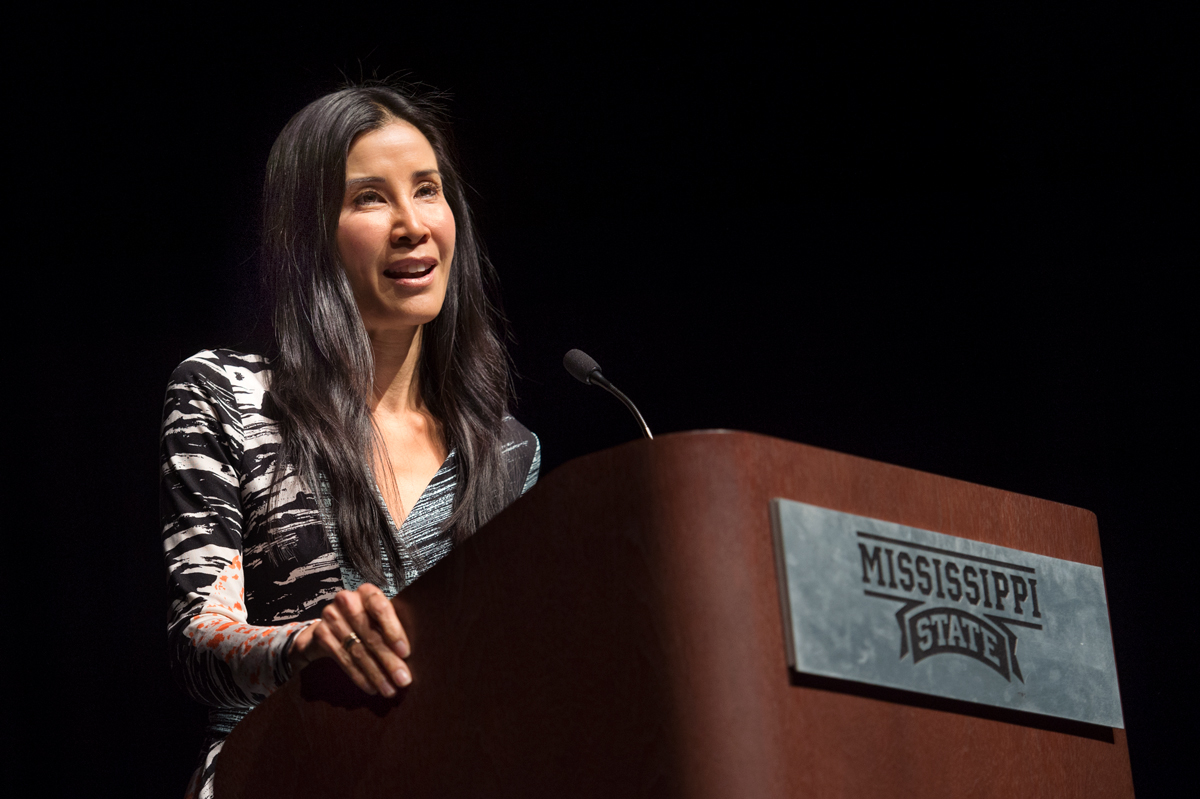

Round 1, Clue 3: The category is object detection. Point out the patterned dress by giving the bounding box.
[160,350,540,799]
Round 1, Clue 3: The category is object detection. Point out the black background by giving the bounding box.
[19,4,1191,796]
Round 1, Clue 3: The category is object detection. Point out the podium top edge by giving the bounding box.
[548,429,1098,522]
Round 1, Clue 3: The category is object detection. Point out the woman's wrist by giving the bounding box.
[286,620,320,674]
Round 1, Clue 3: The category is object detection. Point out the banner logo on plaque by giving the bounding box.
[858,533,1044,682]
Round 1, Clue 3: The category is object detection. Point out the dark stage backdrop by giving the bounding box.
[20,6,1190,797]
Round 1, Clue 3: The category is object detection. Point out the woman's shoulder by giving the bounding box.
[500,414,538,450]
[165,350,278,426]
[171,349,271,381]
[499,415,540,496]
[169,349,273,394]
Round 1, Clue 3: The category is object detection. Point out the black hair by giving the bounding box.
[262,84,510,584]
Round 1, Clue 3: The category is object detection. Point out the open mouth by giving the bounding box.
[384,263,435,280]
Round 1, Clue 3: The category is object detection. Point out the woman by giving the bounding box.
[160,85,540,799]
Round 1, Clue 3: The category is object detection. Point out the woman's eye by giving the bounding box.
[353,190,384,206]
[416,183,441,199]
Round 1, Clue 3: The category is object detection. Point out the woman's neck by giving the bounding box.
[367,325,424,417]
[364,323,448,520]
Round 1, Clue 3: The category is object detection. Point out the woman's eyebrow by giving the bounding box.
[345,170,441,188]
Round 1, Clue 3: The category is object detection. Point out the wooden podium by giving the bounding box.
[217,431,1134,798]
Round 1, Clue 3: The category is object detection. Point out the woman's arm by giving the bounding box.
[162,352,413,705]
[161,353,314,708]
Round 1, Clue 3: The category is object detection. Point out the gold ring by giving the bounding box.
[342,632,362,650]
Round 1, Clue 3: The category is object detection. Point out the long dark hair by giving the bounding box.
[262,84,511,585]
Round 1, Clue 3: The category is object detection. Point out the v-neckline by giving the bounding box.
[374,448,456,536]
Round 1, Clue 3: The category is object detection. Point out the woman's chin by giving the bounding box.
[361,306,445,336]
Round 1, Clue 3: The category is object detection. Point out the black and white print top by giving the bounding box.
[160,349,539,798]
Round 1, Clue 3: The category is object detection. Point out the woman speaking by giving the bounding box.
[159,85,540,799]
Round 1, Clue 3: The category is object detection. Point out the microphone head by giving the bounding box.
[563,349,602,384]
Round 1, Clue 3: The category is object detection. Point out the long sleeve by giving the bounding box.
[160,352,314,709]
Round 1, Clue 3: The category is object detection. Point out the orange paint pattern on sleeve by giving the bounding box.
[183,552,314,701]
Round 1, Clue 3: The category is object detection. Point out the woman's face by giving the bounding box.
[337,120,456,335]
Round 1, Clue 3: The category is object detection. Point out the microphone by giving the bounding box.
[563,349,653,440]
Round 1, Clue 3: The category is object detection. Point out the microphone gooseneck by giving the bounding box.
[562,349,653,440]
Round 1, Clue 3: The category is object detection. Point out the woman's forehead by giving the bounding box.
[348,120,436,165]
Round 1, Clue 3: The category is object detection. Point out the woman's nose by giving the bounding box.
[391,200,430,245]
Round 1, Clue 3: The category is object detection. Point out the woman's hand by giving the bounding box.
[287,583,412,697]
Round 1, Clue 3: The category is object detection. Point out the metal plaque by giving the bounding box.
[770,498,1124,728]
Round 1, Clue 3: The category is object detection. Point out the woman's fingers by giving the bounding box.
[315,605,378,695]
[359,583,411,657]
[344,630,398,697]
[333,587,412,693]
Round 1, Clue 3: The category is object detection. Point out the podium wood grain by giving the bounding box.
[217,431,1133,798]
